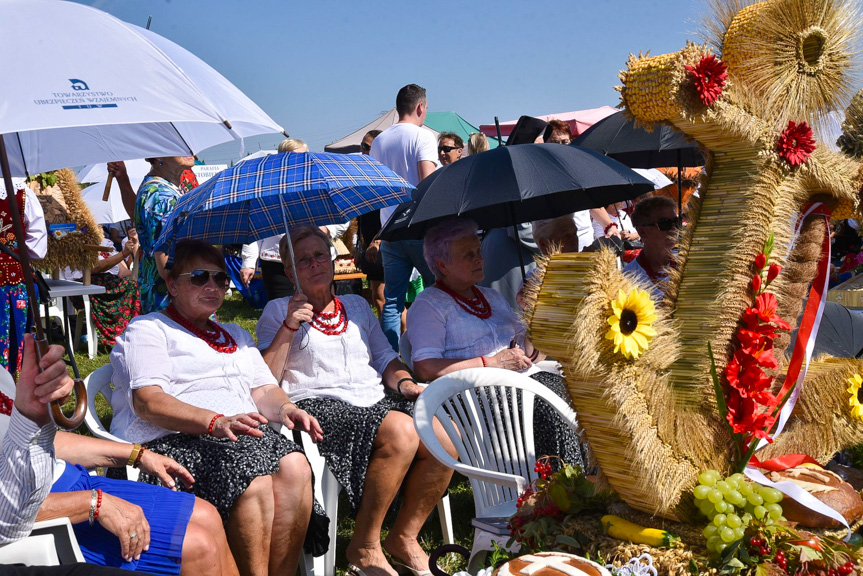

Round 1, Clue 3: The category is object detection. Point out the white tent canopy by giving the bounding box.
[324,108,439,153]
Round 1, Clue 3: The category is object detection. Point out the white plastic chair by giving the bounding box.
[0,517,86,565]
[413,367,581,572]
[282,426,455,576]
[83,364,139,481]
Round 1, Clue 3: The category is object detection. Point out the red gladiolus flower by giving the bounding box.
[776,120,816,167]
[766,263,781,283]
[725,391,776,441]
[684,54,728,107]
[742,293,792,331]
[751,274,761,293]
[754,253,767,271]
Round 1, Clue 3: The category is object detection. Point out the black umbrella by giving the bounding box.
[378,143,654,278]
[573,111,705,214]
[789,301,863,358]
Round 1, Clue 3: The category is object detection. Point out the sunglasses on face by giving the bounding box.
[438,145,461,153]
[360,142,372,151]
[643,217,683,232]
[296,252,331,270]
[180,269,230,288]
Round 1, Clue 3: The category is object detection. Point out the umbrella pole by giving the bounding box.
[494,116,504,147]
[278,194,302,295]
[677,150,683,215]
[0,137,86,430]
[509,203,527,285]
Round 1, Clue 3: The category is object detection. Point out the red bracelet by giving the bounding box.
[480,356,487,367]
[93,489,103,521]
[282,319,299,333]
[604,222,619,235]
[207,414,224,436]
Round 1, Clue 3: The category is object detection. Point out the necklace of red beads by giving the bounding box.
[310,297,348,335]
[435,281,492,319]
[165,304,237,354]
[0,392,12,416]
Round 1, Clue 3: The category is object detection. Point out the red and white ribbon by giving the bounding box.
[744,202,850,535]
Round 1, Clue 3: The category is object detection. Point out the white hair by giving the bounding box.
[532,215,576,245]
[423,218,479,278]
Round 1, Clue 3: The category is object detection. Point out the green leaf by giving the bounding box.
[754,564,769,576]
[764,233,774,261]
[554,535,583,550]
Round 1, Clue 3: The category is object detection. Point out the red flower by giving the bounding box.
[751,274,761,293]
[776,120,816,167]
[766,264,782,283]
[736,329,779,369]
[726,391,777,441]
[742,293,792,331]
[684,54,728,106]
[754,253,767,271]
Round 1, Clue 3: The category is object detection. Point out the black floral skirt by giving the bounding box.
[529,371,589,472]
[296,395,415,516]
[139,425,329,557]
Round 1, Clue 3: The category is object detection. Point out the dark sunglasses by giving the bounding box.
[179,269,230,288]
[438,145,461,153]
[644,217,683,232]
[360,142,371,151]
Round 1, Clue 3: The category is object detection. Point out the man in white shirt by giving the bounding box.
[370,84,438,350]
[0,335,73,545]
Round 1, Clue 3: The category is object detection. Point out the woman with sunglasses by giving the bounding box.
[624,196,681,298]
[110,239,328,576]
[256,226,455,576]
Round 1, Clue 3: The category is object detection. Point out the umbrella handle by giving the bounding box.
[35,336,87,430]
[102,173,114,202]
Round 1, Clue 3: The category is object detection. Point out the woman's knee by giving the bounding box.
[432,417,458,460]
[275,452,312,489]
[189,498,222,533]
[182,516,218,560]
[374,411,419,455]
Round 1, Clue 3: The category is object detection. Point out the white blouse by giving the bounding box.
[405,286,524,363]
[256,294,398,407]
[109,312,278,444]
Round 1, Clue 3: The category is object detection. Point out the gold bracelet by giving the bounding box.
[127,444,142,468]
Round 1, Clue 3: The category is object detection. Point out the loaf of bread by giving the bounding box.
[766,465,863,528]
[494,552,611,576]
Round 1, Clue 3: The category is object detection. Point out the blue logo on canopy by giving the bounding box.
[69,79,89,91]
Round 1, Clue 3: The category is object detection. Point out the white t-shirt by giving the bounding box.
[370,122,439,226]
[592,210,636,240]
[109,312,278,444]
[256,294,399,407]
[573,210,593,252]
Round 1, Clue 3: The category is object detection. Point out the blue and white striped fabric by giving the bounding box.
[155,152,413,253]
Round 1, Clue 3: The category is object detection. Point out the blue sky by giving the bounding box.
[75,0,705,163]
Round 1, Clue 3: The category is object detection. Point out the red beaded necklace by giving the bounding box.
[165,304,238,354]
[0,391,12,416]
[435,281,492,319]
[310,297,348,336]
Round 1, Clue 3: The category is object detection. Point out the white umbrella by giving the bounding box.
[0,0,284,428]
[1,0,285,176]
[633,168,674,190]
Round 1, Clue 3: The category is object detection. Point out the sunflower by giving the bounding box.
[847,373,863,422]
[605,288,658,360]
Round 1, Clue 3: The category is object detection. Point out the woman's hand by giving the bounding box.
[487,346,532,371]
[365,239,381,264]
[135,450,194,491]
[98,493,151,563]
[399,380,426,401]
[620,230,639,242]
[285,293,314,331]
[210,413,268,442]
[280,405,324,443]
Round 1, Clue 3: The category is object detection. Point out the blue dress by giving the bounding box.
[135,176,183,314]
[51,463,194,575]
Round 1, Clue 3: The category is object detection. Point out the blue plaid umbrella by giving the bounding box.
[155,151,413,291]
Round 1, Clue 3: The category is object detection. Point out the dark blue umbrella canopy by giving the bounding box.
[379,143,655,241]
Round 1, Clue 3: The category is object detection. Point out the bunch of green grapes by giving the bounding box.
[693,470,785,554]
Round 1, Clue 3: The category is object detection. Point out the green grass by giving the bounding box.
[67,290,474,574]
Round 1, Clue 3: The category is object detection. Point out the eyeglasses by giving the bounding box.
[438,145,461,153]
[179,269,230,288]
[360,142,372,151]
[549,138,571,145]
[295,253,331,270]
[643,217,683,232]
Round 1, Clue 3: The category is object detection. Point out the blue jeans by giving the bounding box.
[380,239,435,350]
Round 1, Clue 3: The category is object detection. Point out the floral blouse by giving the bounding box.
[135,176,182,314]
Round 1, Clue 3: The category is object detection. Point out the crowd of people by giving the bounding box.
[0,83,685,576]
